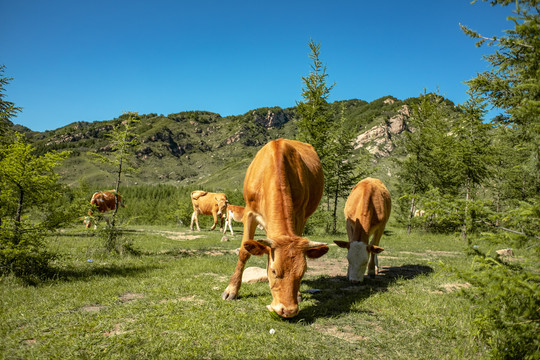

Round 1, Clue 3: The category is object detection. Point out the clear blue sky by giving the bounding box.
[1,0,514,132]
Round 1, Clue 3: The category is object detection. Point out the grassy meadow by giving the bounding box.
[0,222,501,359]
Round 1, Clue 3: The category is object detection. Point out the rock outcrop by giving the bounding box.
[354,105,411,156]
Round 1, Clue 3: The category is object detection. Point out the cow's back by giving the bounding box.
[345,178,391,239]
[243,139,323,237]
[192,191,227,215]
[90,191,119,213]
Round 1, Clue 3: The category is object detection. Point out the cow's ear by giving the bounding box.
[243,240,269,256]
[334,241,350,249]
[305,241,329,259]
[367,245,384,254]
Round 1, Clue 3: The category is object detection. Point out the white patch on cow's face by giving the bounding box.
[347,241,369,282]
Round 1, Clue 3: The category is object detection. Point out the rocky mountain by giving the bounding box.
[20,95,457,190]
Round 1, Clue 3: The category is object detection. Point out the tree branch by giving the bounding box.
[477,219,540,239]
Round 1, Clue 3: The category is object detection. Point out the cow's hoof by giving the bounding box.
[222,288,238,300]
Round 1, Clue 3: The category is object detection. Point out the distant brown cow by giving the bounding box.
[223,205,264,236]
[84,190,125,228]
[334,178,391,283]
[222,139,329,318]
[190,191,228,231]
[223,205,245,236]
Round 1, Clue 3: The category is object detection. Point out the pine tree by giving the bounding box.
[461,0,540,198]
[296,39,335,162]
[88,112,139,252]
[0,133,69,279]
[452,89,492,242]
[395,92,455,233]
[0,65,21,140]
[325,104,368,233]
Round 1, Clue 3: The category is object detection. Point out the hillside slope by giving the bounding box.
[22,95,458,190]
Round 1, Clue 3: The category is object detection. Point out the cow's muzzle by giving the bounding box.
[267,304,299,318]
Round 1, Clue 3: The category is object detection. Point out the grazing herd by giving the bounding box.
[85,138,392,318]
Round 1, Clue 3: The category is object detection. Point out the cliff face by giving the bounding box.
[353,105,411,156]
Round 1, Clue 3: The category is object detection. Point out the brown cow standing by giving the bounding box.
[84,190,125,228]
[190,191,228,231]
[334,178,391,282]
[222,139,329,318]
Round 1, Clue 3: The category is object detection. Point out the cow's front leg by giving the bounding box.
[210,211,218,230]
[222,214,257,300]
[219,214,224,232]
[222,247,251,300]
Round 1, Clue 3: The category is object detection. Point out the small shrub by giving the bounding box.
[452,249,539,359]
[0,226,57,284]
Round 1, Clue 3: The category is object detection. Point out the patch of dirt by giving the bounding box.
[158,295,206,305]
[22,339,37,346]
[82,305,106,313]
[438,283,471,293]
[307,258,347,277]
[158,230,204,241]
[193,273,230,284]
[313,324,368,343]
[161,249,238,257]
[136,229,204,241]
[103,323,131,337]
[119,292,144,303]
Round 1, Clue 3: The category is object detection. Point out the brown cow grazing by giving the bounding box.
[222,139,329,318]
[190,191,229,231]
[84,190,126,228]
[334,178,391,283]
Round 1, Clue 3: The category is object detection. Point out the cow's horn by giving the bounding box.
[307,240,327,248]
[256,238,274,247]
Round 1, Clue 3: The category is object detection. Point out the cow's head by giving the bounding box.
[82,216,92,228]
[215,195,228,217]
[244,236,329,318]
[334,241,384,282]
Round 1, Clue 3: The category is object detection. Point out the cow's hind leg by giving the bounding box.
[190,211,200,231]
[222,214,257,300]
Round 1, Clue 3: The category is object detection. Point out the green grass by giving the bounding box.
[1,225,492,359]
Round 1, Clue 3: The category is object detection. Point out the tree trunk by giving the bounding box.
[332,181,339,234]
[407,187,416,235]
[14,185,24,244]
[462,177,471,244]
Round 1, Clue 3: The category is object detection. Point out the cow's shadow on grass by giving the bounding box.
[49,263,159,283]
[294,264,433,323]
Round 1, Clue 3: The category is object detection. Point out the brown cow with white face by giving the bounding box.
[84,190,125,228]
[334,178,391,283]
[222,139,329,318]
[190,191,228,231]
